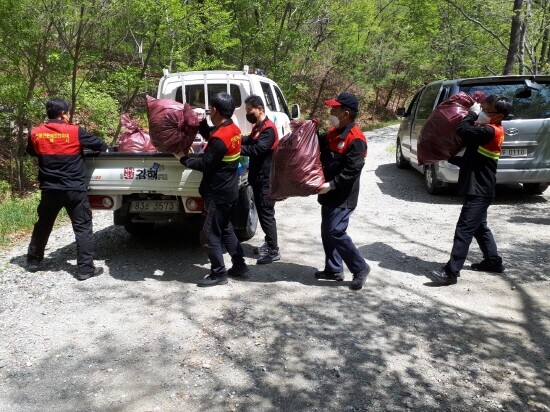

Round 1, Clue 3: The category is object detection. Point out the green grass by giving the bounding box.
[363,120,400,132]
[0,192,68,246]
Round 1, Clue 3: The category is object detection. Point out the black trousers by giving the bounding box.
[321,205,367,274]
[252,182,278,250]
[445,195,502,276]
[200,200,245,275]
[27,189,95,274]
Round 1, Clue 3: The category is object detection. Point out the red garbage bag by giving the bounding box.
[418,91,486,165]
[146,96,200,154]
[117,114,157,153]
[269,119,325,200]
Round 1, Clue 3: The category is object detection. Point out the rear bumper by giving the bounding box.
[435,163,550,184]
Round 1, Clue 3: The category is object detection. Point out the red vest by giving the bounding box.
[478,124,504,160]
[212,122,242,163]
[250,118,279,150]
[31,122,81,155]
[326,124,367,156]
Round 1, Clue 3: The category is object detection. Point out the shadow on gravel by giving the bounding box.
[358,242,438,277]
[376,162,549,205]
[4,277,548,411]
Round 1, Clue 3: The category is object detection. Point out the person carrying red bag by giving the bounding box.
[316,92,371,290]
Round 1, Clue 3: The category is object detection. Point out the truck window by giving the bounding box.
[273,85,290,117]
[175,84,242,108]
[416,84,441,120]
[260,82,276,111]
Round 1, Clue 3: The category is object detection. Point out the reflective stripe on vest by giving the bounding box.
[477,124,504,160]
[212,121,242,163]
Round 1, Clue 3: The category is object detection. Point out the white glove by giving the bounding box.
[173,152,186,160]
[318,182,332,194]
[469,102,481,115]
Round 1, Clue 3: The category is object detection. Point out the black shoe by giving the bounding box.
[253,242,268,255]
[314,270,344,281]
[350,264,371,290]
[27,260,41,273]
[471,260,505,273]
[257,249,280,265]
[77,266,104,281]
[227,263,250,277]
[197,273,228,287]
[426,267,457,285]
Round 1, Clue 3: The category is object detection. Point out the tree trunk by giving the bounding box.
[503,0,524,75]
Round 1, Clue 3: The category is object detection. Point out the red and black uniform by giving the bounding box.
[26,119,108,274]
[182,119,245,275]
[445,111,504,277]
[241,117,279,251]
[318,122,368,275]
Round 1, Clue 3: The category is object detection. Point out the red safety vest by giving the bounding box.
[250,118,279,150]
[478,124,504,160]
[212,122,242,163]
[31,122,81,155]
[326,124,367,156]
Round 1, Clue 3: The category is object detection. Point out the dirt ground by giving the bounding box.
[1,125,549,412]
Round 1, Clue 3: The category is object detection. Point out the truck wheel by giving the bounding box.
[395,138,410,169]
[123,221,155,236]
[233,185,258,241]
[522,183,549,195]
[424,165,446,195]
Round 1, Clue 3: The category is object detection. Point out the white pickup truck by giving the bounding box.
[84,66,300,238]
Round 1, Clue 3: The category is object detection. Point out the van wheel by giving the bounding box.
[395,138,410,169]
[233,185,258,241]
[522,183,549,195]
[424,165,446,195]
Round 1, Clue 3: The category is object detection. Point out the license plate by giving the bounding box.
[129,200,180,213]
[501,148,528,157]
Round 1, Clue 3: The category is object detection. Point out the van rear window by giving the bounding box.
[459,82,550,119]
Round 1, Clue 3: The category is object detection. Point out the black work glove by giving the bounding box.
[448,156,463,167]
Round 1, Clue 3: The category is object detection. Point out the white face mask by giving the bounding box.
[476,111,491,125]
[329,114,341,127]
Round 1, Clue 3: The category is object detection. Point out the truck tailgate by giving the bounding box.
[85,152,202,196]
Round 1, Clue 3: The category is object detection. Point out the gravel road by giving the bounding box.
[1,124,549,412]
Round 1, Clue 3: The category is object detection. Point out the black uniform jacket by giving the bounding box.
[240,118,276,187]
[455,112,499,197]
[26,119,108,191]
[183,119,240,205]
[318,123,367,209]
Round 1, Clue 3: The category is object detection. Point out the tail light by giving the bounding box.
[88,195,114,209]
[185,197,203,212]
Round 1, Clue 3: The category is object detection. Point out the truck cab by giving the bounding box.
[157,65,300,139]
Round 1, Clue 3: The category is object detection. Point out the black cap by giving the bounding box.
[324,92,359,113]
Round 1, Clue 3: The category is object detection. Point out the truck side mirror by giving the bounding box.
[291,104,300,120]
[395,107,406,117]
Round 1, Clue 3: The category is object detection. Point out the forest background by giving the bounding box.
[0,0,545,196]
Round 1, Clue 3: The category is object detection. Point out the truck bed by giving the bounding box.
[84,151,202,197]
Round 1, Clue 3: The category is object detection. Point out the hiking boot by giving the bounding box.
[350,264,371,290]
[77,266,104,281]
[227,263,250,278]
[253,242,269,255]
[197,273,228,287]
[27,260,41,273]
[471,260,505,273]
[314,270,344,281]
[257,249,280,265]
[426,267,457,286]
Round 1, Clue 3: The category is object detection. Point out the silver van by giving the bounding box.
[395,76,550,194]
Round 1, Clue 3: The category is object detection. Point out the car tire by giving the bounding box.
[424,165,446,195]
[233,185,258,241]
[522,183,549,195]
[395,138,410,169]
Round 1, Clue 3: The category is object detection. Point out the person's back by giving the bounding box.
[26,97,107,280]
